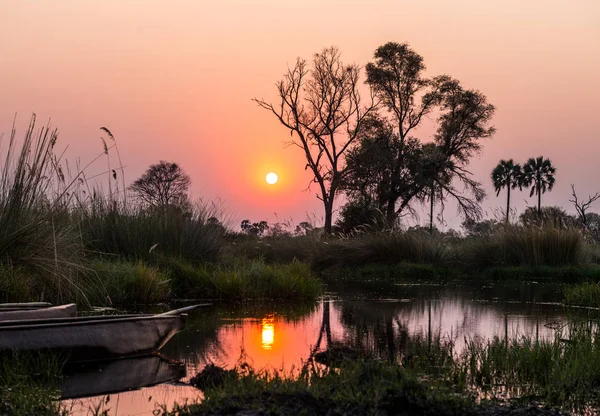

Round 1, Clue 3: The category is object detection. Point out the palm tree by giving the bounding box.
[522,156,556,215]
[491,159,522,223]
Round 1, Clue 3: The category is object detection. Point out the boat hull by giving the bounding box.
[61,355,186,399]
[0,314,186,359]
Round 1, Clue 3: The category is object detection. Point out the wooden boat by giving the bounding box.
[0,304,77,321]
[0,304,210,359]
[60,354,186,399]
[0,302,53,311]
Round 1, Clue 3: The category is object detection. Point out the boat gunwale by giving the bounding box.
[0,313,186,330]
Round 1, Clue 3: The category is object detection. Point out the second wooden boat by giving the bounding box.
[0,304,77,321]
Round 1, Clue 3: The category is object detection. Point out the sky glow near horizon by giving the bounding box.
[1,1,599,229]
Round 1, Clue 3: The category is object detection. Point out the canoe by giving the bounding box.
[0,304,77,321]
[61,354,186,399]
[0,304,210,359]
[0,302,53,311]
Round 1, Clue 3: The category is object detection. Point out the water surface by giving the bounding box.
[63,281,597,415]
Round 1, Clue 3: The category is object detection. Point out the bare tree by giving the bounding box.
[129,161,191,210]
[254,47,375,234]
[570,184,600,231]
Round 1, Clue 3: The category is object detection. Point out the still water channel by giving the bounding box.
[62,281,597,415]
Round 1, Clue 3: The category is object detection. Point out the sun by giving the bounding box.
[266,172,278,185]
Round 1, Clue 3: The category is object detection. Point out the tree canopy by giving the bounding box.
[129,161,191,210]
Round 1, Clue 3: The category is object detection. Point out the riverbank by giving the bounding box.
[165,322,600,415]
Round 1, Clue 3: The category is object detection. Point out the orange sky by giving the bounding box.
[1,1,599,229]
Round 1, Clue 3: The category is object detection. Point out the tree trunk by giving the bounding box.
[386,198,396,226]
[537,183,542,214]
[506,186,511,224]
[324,198,334,235]
[429,185,435,233]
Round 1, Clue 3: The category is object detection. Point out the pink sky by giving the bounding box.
[1,1,599,230]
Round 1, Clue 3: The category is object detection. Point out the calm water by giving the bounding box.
[63,281,598,415]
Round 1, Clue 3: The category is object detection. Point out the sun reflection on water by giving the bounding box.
[261,315,275,350]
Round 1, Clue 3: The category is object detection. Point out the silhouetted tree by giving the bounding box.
[129,161,191,210]
[254,47,375,234]
[570,185,600,229]
[522,156,556,214]
[335,197,386,234]
[363,42,495,224]
[491,159,523,223]
[241,219,269,236]
[462,218,500,236]
[519,206,574,227]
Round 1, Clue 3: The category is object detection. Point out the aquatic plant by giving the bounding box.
[0,115,88,304]
[161,258,322,300]
[564,282,600,308]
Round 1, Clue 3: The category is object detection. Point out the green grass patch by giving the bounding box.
[453,324,600,410]
[564,282,600,308]
[480,265,600,283]
[312,232,451,271]
[321,263,462,282]
[462,226,585,269]
[161,258,322,301]
[88,260,171,305]
[167,361,472,416]
[0,352,66,416]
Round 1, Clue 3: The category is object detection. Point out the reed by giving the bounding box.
[161,258,322,300]
[0,115,88,304]
[454,323,600,409]
[167,360,471,416]
[77,196,227,264]
[0,352,66,416]
[461,224,585,270]
[312,231,451,271]
[564,282,600,308]
[88,260,171,305]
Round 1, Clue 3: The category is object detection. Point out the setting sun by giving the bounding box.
[266,172,278,185]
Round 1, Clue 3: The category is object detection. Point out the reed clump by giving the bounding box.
[462,225,585,270]
[564,282,600,308]
[0,116,88,305]
[162,258,322,301]
[312,230,451,271]
[168,360,471,416]
[88,261,171,305]
[0,352,66,416]
[454,324,600,409]
[77,197,227,265]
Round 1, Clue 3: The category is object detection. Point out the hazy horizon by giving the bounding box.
[2,0,599,231]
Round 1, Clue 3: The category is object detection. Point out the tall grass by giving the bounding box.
[168,360,471,416]
[564,282,600,308]
[161,258,322,300]
[454,324,600,408]
[312,231,451,270]
[462,225,585,269]
[0,352,66,416]
[226,234,320,264]
[88,261,171,305]
[77,197,227,264]
[0,115,88,304]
